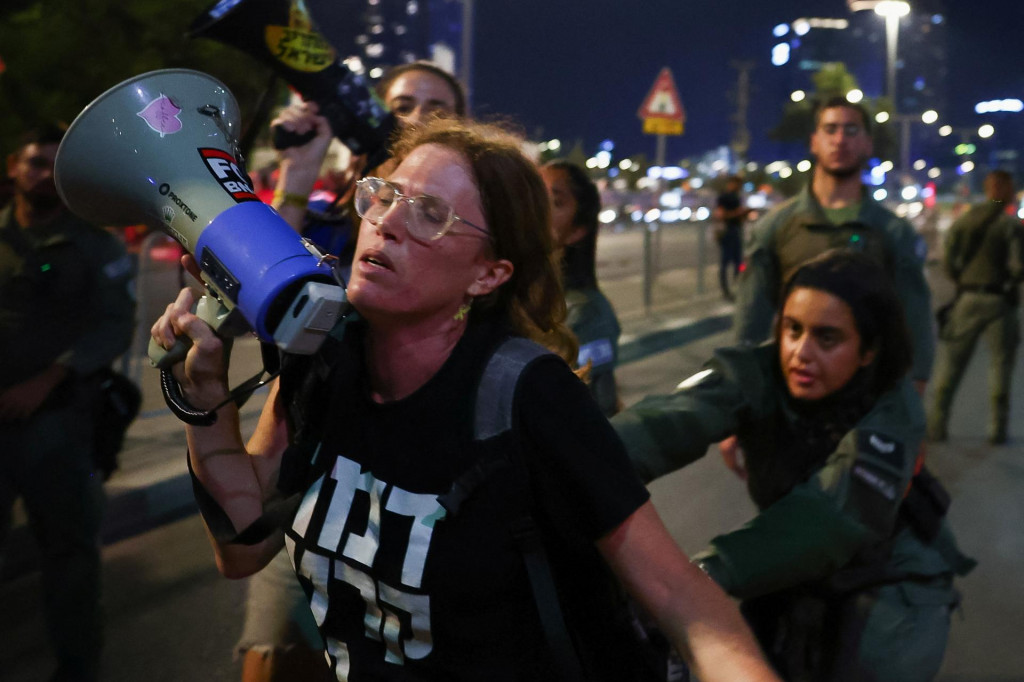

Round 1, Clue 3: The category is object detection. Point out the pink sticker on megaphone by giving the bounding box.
[137,94,183,137]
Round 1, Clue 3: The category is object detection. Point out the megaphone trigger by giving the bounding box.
[272,124,318,151]
[148,335,194,371]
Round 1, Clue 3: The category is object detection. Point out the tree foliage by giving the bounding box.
[768,62,897,161]
[0,0,283,155]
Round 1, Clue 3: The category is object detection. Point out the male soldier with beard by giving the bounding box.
[0,125,135,681]
[722,97,933,478]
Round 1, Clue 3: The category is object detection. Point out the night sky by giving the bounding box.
[469,0,1024,164]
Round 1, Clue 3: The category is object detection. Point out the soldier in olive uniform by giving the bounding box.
[0,126,136,681]
[542,160,622,416]
[613,251,974,681]
[735,97,934,388]
[928,170,1024,444]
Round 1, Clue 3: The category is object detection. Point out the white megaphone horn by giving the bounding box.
[55,69,347,372]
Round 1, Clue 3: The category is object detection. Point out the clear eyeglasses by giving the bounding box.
[354,176,491,242]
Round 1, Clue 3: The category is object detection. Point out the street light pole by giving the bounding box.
[459,0,474,112]
[874,1,911,170]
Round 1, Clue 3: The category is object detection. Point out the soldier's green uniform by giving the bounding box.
[612,343,974,681]
[0,204,135,681]
[566,285,620,417]
[928,201,1024,443]
[735,186,934,383]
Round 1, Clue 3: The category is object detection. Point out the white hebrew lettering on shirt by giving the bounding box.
[340,471,386,566]
[291,534,331,627]
[384,486,448,588]
[380,580,434,660]
[337,559,384,642]
[293,453,448,667]
[325,636,351,680]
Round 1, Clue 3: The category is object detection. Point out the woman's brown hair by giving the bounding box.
[389,118,578,365]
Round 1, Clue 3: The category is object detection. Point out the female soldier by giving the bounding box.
[613,249,975,681]
[540,160,622,416]
[153,118,778,681]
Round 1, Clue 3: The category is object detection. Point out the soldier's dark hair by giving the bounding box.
[813,96,872,136]
[543,159,601,290]
[777,249,912,395]
[376,61,467,117]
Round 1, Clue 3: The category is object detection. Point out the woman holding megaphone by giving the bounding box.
[232,62,468,682]
[153,117,779,682]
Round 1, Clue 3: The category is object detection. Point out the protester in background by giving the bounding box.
[614,249,975,681]
[0,124,135,681]
[234,62,467,682]
[928,170,1024,444]
[541,159,622,416]
[269,60,466,251]
[712,174,752,301]
[154,117,779,682]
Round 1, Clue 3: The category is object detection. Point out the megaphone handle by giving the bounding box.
[148,335,193,370]
[272,124,317,150]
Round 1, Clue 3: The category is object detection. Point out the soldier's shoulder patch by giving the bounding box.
[856,429,905,468]
[676,368,718,391]
[851,461,900,502]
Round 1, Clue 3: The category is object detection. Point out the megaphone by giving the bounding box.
[189,0,395,166]
[55,68,347,367]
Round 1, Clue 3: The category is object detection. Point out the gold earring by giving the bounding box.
[454,302,471,321]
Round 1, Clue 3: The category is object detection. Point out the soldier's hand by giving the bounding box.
[719,435,748,481]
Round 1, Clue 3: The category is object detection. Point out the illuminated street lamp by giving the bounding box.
[874,1,911,102]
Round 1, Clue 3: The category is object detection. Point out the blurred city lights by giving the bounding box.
[793,19,811,35]
[600,139,615,152]
[772,43,791,66]
[548,139,561,152]
[595,151,611,169]
[796,160,812,172]
[901,185,919,201]
[599,209,617,224]
[694,207,711,221]
[773,23,790,37]
[585,158,598,169]
[874,1,911,18]
[679,207,693,221]
[913,159,927,170]
[928,168,941,179]
[846,89,864,104]
[938,125,953,136]
[690,178,704,189]
[873,188,888,201]
[978,124,995,138]
[878,160,894,173]
[921,110,939,124]
[644,209,661,223]
[958,160,975,174]
[659,191,682,209]
[975,99,1024,114]
[791,90,806,102]
[619,159,632,170]
[875,111,891,123]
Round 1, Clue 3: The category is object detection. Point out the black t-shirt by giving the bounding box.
[285,320,651,681]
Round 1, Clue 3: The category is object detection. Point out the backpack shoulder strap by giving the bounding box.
[441,336,585,681]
